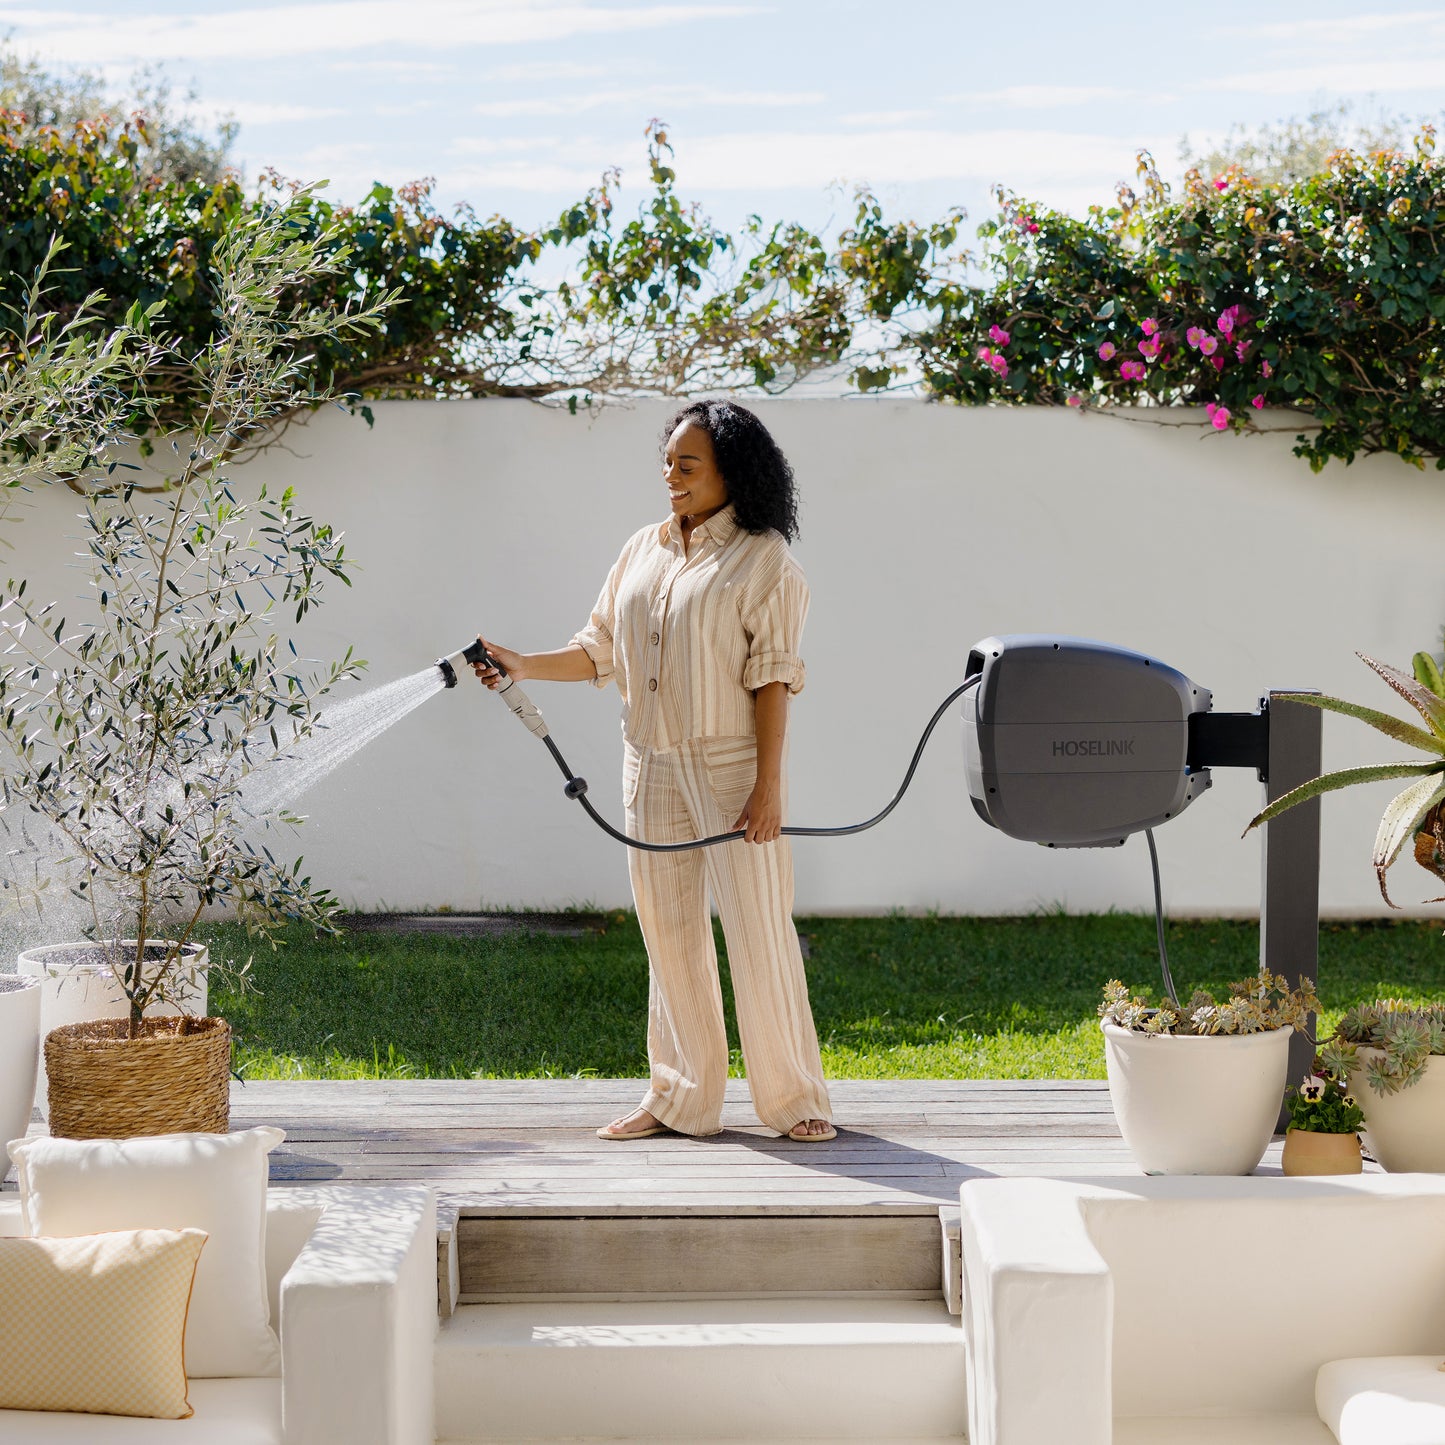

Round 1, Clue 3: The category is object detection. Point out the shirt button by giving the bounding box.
[648,678,658,692]
[650,632,660,645]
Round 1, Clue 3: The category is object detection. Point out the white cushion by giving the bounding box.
[9,1128,283,1379]
[0,1378,281,1443]
[1317,1356,1445,1444]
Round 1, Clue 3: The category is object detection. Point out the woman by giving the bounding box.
[473,400,834,1142]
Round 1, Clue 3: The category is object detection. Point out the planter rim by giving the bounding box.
[1101,1020,1293,1049]
[19,939,207,973]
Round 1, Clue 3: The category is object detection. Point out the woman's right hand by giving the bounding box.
[473,636,527,689]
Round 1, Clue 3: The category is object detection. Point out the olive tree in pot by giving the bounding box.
[0,193,390,1138]
[1244,648,1445,1170]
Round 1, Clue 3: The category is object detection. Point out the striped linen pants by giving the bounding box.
[624,734,833,1137]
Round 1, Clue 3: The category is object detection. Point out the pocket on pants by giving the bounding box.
[622,742,643,808]
[700,735,758,816]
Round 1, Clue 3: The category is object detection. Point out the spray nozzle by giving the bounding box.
[437,639,500,689]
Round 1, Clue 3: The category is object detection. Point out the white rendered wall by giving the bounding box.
[10,398,1444,918]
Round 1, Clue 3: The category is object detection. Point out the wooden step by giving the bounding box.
[434,1296,966,1442]
[453,1207,949,1302]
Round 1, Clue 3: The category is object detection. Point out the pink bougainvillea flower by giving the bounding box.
[1186,326,1206,349]
[1213,176,1229,191]
[1251,394,1265,409]
[1066,395,1083,407]
[978,346,1008,379]
[1235,341,1249,361]
[1210,406,1231,429]
[1139,337,1161,359]
[1261,359,1273,378]
[1097,340,1117,360]
[1026,220,1040,234]
[1141,317,1159,337]
[1210,355,1225,371]
[1119,359,1146,381]
[1205,402,1218,418]
[989,324,1011,345]
[1217,312,1235,336]
[1198,335,1218,356]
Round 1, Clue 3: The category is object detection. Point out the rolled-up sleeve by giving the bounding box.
[570,546,627,689]
[741,546,809,695]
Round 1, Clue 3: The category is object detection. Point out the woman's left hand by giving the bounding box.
[733,778,783,844]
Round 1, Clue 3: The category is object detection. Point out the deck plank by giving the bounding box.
[8,1079,1359,1214]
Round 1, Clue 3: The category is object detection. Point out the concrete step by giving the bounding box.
[454,1208,948,1302]
[434,1296,967,1443]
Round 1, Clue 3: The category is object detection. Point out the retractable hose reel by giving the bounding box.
[438,631,1293,857]
[438,631,1324,1093]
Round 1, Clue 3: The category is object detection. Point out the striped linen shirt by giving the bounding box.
[571,504,809,750]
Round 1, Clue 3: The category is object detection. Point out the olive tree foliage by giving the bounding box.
[0,238,159,520]
[0,193,393,1032]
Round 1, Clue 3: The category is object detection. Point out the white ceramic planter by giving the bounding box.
[1102,1021,1292,1175]
[18,941,208,1121]
[1351,1050,1445,1172]
[0,974,41,1175]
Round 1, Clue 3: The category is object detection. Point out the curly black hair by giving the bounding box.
[660,400,800,542]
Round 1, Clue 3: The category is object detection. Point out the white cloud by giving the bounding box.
[328,58,459,78]
[1252,10,1445,45]
[951,84,1140,109]
[483,59,614,81]
[449,135,564,154]
[840,108,936,127]
[440,125,1177,199]
[473,85,824,116]
[192,100,346,127]
[0,1,760,65]
[1204,57,1445,96]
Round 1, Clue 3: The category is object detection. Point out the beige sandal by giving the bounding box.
[787,1121,837,1142]
[596,1112,673,1141]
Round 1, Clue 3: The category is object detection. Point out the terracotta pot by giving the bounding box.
[1281,1127,1362,1176]
[1102,1021,1292,1175]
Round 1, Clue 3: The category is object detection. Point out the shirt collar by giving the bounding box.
[660,504,739,553]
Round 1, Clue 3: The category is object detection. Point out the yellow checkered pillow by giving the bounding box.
[0,1228,206,1419]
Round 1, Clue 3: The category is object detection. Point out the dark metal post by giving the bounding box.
[1259,693,1323,1129]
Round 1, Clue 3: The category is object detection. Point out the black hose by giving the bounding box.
[537,676,982,853]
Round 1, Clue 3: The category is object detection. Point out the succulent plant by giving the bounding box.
[1100,966,1319,1036]
[1245,649,1445,906]
[1323,999,1445,1095]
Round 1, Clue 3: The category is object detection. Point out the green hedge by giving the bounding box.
[3,107,1441,473]
[920,133,1445,471]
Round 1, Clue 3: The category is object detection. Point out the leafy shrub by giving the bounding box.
[915,127,1445,471]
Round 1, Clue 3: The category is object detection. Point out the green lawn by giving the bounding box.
[205,913,1445,1082]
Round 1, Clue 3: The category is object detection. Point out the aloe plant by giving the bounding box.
[1245,649,1445,905]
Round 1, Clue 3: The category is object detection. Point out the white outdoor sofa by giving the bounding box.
[0,1184,436,1445]
[959,1173,1445,1445]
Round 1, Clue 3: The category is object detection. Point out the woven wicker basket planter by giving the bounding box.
[44,1016,231,1139]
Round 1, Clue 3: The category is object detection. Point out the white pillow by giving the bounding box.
[9,1127,284,1378]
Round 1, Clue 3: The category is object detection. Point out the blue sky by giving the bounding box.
[3,1,1443,239]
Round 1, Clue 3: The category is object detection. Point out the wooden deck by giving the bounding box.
[223,1076,1296,1214]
